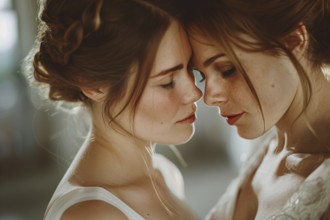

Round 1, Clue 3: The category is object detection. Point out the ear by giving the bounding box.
[80,87,107,102]
[282,23,308,57]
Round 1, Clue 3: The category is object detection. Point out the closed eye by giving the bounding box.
[214,63,237,78]
[161,81,175,89]
[222,66,236,78]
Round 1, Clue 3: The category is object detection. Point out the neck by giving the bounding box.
[277,71,330,154]
[71,104,156,187]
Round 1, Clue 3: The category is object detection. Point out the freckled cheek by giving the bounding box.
[231,83,249,103]
[234,84,259,114]
[155,99,180,123]
[258,81,281,109]
[140,97,179,125]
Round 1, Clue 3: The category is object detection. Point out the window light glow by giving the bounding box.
[0,11,17,53]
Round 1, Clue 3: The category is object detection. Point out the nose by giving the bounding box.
[204,78,228,106]
[182,74,202,104]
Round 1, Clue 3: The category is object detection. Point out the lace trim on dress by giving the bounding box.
[267,159,330,220]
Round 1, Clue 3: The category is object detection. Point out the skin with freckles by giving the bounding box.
[113,22,201,146]
[191,30,330,220]
[63,21,201,220]
[30,0,202,219]
[186,1,330,217]
[191,33,301,139]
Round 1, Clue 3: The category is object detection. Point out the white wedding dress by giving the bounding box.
[206,137,330,220]
[44,153,185,220]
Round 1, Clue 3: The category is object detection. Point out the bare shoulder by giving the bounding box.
[61,200,129,220]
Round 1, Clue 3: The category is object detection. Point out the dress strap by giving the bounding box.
[44,187,145,220]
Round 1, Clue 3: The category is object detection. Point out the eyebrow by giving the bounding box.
[152,64,184,78]
[203,53,225,67]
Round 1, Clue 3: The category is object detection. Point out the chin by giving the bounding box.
[179,127,195,144]
[168,126,195,145]
[237,127,264,140]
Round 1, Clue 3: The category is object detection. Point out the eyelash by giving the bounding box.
[161,81,175,89]
[222,66,236,78]
[195,65,236,83]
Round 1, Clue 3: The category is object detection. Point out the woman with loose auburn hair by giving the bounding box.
[24,0,202,219]
[182,0,330,219]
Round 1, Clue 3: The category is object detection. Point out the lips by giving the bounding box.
[177,113,196,123]
[222,113,244,125]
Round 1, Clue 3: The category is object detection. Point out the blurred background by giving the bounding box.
[0,0,257,219]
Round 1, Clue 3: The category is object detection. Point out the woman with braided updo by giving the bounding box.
[181,0,330,219]
[25,0,201,219]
